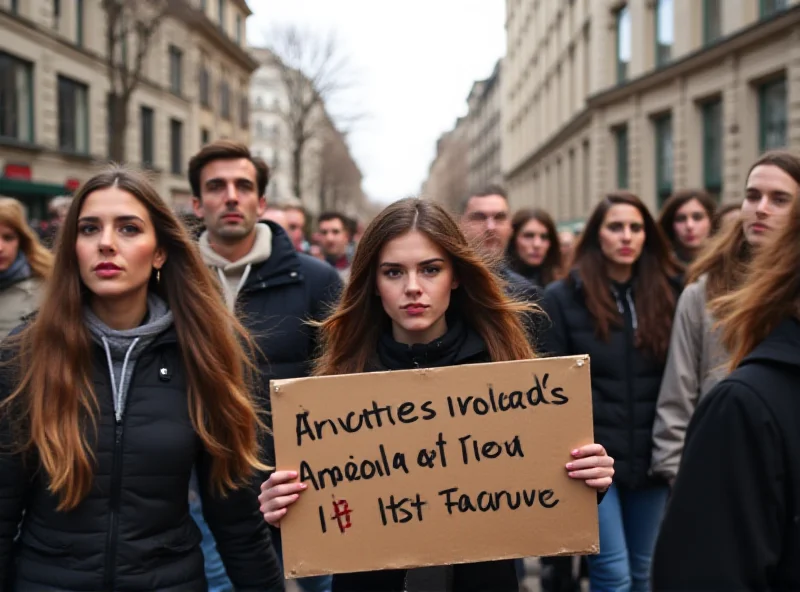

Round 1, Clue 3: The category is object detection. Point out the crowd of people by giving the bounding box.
[0,139,798,592]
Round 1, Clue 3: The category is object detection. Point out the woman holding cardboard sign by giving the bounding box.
[260,198,614,592]
[540,192,681,592]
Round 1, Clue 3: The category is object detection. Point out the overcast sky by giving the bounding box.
[247,1,506,204]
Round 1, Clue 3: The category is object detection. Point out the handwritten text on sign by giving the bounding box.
[272,356,598,579]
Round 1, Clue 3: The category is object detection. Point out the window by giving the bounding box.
[140,106,154,168]
[703,0,721,45]
[11,0,18,14]
[199,65,211,108]
[654,113,673,206]
[239,95,248,129]
[0,52,34,143]
[615,125,629,189]
[201,0,207,10]
[218,0,225,28]
[219,81,230,119]
[702,100,723,197]
[616,6,631,83]
[655,0,674,67]
[761,0,789,18]
[76,0,84,46]
[201,127,210,146]
[236,14,242,45]
[53,0,61,27]
[170,118,183,174]
[759,77,787,152]
[169,45,182,95]
[58,75,89,153]
[256,120,264,138]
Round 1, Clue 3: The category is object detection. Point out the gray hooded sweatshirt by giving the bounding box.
[85,294,174,422]
[198,223,274,311]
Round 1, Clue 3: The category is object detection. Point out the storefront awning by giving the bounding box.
[0,178,70,199]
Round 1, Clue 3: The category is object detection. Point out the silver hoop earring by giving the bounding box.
[156,268,161,283]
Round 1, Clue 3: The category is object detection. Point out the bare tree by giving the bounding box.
[265,25,362,203]
[317,123,364,213]
[103,0,185,162]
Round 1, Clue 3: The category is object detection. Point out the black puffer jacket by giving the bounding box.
[540,271,679,489]
[0,328,283,592]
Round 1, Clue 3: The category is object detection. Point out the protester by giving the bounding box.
[318,212,353,282]
[259,197,614,592]
[507,208,563,289]
[38,195,72,249]
[284,204,309,252]
[558,230,576,265]
[652,191,800,590]
[0,198,53,339]
[0,168,282,591]
[261,205,289,229]
[190,140,341,592]
[651,150,800,485]
[657,190,716,266]
[540,192,681,591]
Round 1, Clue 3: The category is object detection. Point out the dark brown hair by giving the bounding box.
[188,140,270,198]
[506,208,563,286]
[687,150,800,299]
[314,198,537,375]
[318,211,353,239]
[571,192,680,361]
[658,189,717,251]
[710,196,800,369]
[713,203,741,228]
[2,168,265,510]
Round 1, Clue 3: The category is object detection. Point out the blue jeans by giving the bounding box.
[587,483,668,592]
[270,525,332,592]
[189,490,235,592]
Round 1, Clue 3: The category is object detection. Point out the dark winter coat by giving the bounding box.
[540,271,679,489]
[652,317,800,591]
[235,222,343,464]
[0,328,283,592]
[332,317,520,592]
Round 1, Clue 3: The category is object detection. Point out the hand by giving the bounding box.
[565,444,614,492]
[259,470,307,527]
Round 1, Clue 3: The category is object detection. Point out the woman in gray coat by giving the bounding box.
[651,151,800,484]
[0,198,53,339]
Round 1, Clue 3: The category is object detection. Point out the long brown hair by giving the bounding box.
[1,168,265,510]
[0,198,54,279]
[687,150,800,299]
[571,192,680,361]
[710,197,800,369]
[506,208,563,286]
[314,198,537,375]
[657,189,717,254]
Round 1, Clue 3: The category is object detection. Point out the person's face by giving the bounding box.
[319,218,350,258]
[559,231,575,256]
[741,164,799,247]
[285,208,306,250]
[76,187,166,303]
[515,218,551,267]
[598,204,646,267]
[673,198,711,250]
[461,195,512,255]
[0,223,20,273]
[376,230,458,345]
[261,208,288,229]
[192,158,265,244]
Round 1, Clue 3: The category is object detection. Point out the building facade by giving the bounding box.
[421,116,469,214]
[467,59,504,195]
[249,47,367,219]
[503,0,800,228]
[0,0,255,220]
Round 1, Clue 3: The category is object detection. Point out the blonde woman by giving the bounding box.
[0,198,53,339]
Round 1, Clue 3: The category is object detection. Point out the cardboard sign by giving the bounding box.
[271,355,598,579]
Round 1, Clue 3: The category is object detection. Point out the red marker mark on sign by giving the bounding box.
[331,499,353,533]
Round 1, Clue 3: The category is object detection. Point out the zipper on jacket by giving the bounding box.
[620,288,636,479]
[103,418,125,590]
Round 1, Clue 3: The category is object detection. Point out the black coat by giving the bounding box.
[652,317,800,590]
[540,272,678,489]
[236,222,343,463]
[0,329,283,592]
[332,318,520,592]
